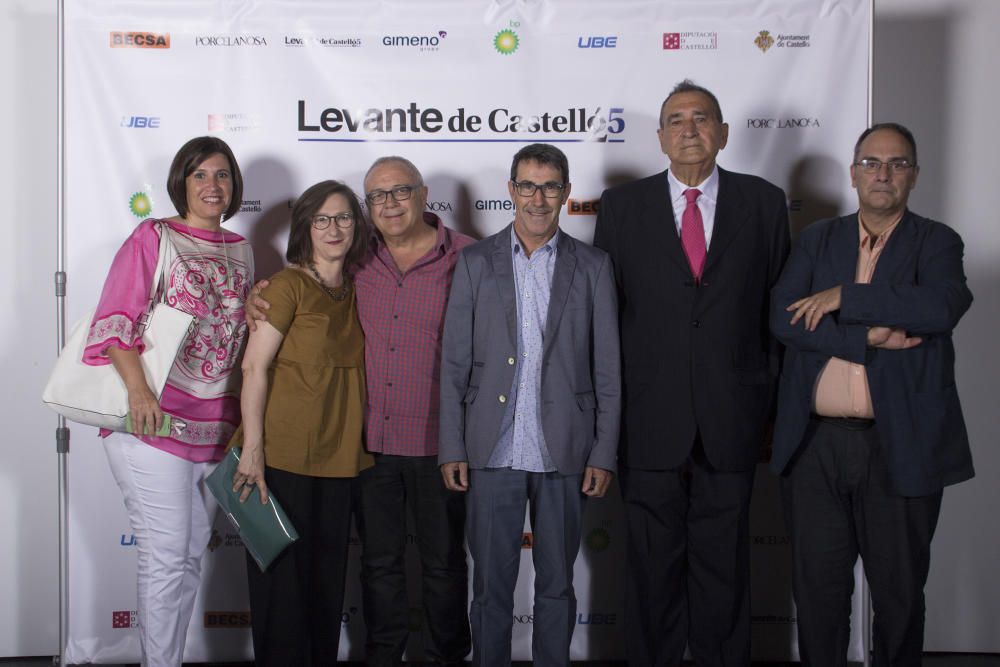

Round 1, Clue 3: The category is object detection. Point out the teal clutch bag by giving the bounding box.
[206,448,299,571]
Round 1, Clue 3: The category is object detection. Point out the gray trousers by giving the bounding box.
[466,468,585,667]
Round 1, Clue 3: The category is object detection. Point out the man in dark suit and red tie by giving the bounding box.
[769,122,974,666]
[593,79,790,666]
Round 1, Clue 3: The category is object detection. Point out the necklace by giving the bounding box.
[307,262,351,301]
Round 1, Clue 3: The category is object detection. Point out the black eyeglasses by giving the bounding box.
[365,185,417,205]
[511,179,566,198]
[854,158,916,174]
[311,212,355,230]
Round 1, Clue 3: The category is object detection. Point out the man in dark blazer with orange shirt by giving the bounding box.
[769,122,974,665]
[593,80,790,665]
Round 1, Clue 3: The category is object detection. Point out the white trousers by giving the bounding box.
[103,433,217,667]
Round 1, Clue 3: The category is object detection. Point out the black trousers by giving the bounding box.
[622,440,754,667]
[357,454,470,666]
[246,466,357,666]
[781,418,942,667]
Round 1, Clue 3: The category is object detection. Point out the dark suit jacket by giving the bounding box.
[594,167,790,471]
[769,210,974,496]
[438,225,621,475]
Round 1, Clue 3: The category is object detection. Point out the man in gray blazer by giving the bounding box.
[439,143,621,667]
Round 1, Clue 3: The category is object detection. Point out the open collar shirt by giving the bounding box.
[487,228,559,473]
[353,212,475,457]
[813,214,902,419]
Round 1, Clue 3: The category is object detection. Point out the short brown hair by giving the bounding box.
[510,143,570,184]
[166,136,243,221]
[286,180,371,273]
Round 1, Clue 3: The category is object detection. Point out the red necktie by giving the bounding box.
[681,188,706,282]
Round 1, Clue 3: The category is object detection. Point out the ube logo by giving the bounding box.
[121,115,160,129]
[578,36,617,48]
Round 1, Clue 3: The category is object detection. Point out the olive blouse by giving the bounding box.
[234,267,372,478]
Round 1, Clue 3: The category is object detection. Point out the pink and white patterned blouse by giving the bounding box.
[84,218,254,462]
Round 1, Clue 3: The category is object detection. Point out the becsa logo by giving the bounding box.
[110,32,170,49]
[577,36,617,49]
[568,199,600,216]
[204,612,251,628]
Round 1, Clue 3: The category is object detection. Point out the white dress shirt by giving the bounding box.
[667,165,720,249]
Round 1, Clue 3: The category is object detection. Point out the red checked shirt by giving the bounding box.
[353,212,475,456]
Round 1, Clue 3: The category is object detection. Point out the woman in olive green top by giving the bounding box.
[232,180,374,664]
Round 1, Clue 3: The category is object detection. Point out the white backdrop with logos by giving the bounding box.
[62,0,870,662]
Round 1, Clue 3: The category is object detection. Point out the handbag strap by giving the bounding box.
[147,220,173,305]
[136,221,175,333]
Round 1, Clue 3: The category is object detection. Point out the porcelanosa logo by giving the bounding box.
[663,32,717,50]
[195,34,268,47]
[383,30,447,51]
[746,117,820,129]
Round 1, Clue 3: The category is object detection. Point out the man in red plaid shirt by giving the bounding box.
[248,156,473,665]
[354,157,474,665]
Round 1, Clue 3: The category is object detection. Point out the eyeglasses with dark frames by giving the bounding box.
[510,179,566,198]
[365,184,417,205]
[311,212,356,230]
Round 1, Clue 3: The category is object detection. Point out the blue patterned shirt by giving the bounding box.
[487,229,559,472]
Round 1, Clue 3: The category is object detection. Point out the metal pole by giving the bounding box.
[862,2,875,666]
[55,0,69,665]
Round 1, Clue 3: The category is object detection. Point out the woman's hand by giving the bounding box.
[233,445,269,504]
[108,346,163,435]
[127,383,163,435]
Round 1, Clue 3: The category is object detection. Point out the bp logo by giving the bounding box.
[494,29,519,55]
[585,527,611,552]
[129,191,152,218]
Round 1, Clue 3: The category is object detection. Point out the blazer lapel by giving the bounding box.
[870,209,915,284]
[643,170,691,276]
[704,168,749,276]
[833,214,861,287]
[490,225,519,345]
[542,231,577,362]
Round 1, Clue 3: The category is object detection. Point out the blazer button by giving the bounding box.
[692,320,700,328]
[498,394,507,404]
[507,357,515,365]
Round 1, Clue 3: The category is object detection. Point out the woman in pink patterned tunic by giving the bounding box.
[84,136,253,666]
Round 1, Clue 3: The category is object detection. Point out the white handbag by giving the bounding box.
[42,223,194,431]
